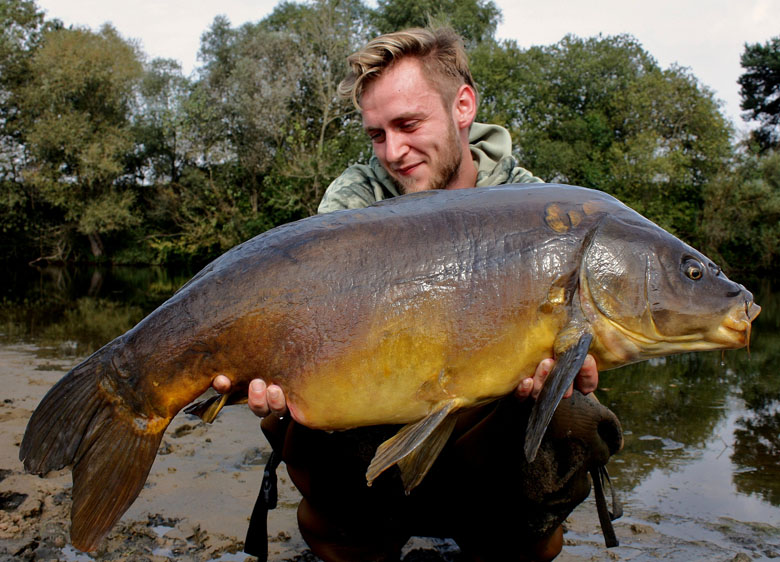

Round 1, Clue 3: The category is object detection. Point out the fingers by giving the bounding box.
[533,358,558,399]
[212,374,232,394]
[514,377,534,401]
[248,379,288,418]
[248,379,270,417]
[514,357,555,402]
[574,354,599,395]
[266,384,288,416]
[516,353,599,404]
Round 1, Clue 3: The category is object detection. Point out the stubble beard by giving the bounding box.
[393,121,462,195]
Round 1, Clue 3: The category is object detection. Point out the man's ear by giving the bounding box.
[452,84,477,131]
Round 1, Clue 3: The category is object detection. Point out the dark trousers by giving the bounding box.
[253,391,622,561]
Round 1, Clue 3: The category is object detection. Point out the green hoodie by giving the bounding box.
[317,122,543,214]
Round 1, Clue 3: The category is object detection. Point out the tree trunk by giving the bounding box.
[87,232,104,259]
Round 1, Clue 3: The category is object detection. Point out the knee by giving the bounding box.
[297,499,406,562]
[458,524,563,562]
[532,525,563,561]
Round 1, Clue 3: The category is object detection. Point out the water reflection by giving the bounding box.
[733,407,780,506]
[598,278,780,511]
[0,265,191,357]
[596,353,730,490]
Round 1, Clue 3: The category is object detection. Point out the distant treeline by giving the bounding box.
[1,0,778,274]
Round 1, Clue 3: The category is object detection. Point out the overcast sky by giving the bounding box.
[34,0,780,137]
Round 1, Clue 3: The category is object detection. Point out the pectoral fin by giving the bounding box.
[524,332,593,463]
[366,399,459,492]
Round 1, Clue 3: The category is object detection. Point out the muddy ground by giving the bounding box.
[1,343,777,561]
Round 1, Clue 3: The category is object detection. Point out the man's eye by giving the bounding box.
[400,121,417,130]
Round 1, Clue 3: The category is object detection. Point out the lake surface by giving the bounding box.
[2,264,779,559]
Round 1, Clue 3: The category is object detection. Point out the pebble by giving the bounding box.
[630,523,654,535]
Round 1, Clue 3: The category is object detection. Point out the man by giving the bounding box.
[214,27,619,561]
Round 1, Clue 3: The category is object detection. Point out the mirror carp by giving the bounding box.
[20,184,760,551]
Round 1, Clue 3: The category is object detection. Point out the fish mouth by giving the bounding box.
[715,299,761,348]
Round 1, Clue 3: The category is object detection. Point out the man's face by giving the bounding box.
[361,58,465,194]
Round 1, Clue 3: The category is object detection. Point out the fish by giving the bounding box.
[19,184,760,551]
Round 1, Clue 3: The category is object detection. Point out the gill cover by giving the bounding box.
[583,216,751,345]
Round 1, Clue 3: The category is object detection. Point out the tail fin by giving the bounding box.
[19,355,169,551]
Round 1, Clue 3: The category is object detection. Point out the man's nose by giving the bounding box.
[385,131,408,163]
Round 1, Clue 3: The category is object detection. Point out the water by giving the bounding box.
[0,265,192,357]
[2,264,779,557]
[589,277,780,557]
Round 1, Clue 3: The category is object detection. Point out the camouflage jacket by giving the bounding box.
[317,122,543,213]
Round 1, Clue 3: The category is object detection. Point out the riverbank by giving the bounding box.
[1,343,776,561]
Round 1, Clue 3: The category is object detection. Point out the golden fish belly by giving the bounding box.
[286,313,564,430]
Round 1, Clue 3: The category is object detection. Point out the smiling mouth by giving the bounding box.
[395,163,421,176]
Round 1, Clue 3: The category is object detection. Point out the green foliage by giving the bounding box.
[143,165,274,264]
[0,0,56,159]
[0,0,60,259]
[0,178,43,261]
[133,58,193,184]
[146,0,375,258]
[0,0,775,273]
[373,0,501,46]
[259,0,373,218]
[608,64,732,241]
[194,16,299,211]
[475,34,733,242]
[701,149,780,273]
[20,24,143,260]
[739,36,780,152]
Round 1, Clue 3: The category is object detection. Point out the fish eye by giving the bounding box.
[683,259,704,281]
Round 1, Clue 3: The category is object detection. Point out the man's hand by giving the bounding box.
[513,354,598,402]
[211,375,288,417]
[211,354,598,419]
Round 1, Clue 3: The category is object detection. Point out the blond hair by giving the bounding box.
[338,27,478,110]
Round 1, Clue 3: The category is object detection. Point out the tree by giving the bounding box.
[149,1,373,261]
[193,15,306,216]
[701,150,780,273]
[474,34,733,242]
[260,0,373,218]
[739,36,780,152]
[372,0,501,47]
[607,64,733,241]
[158,13,311,260]
[0,0,55,177]
[133,58,193,185]
[21,24,144,260]
[0,0,59,261]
